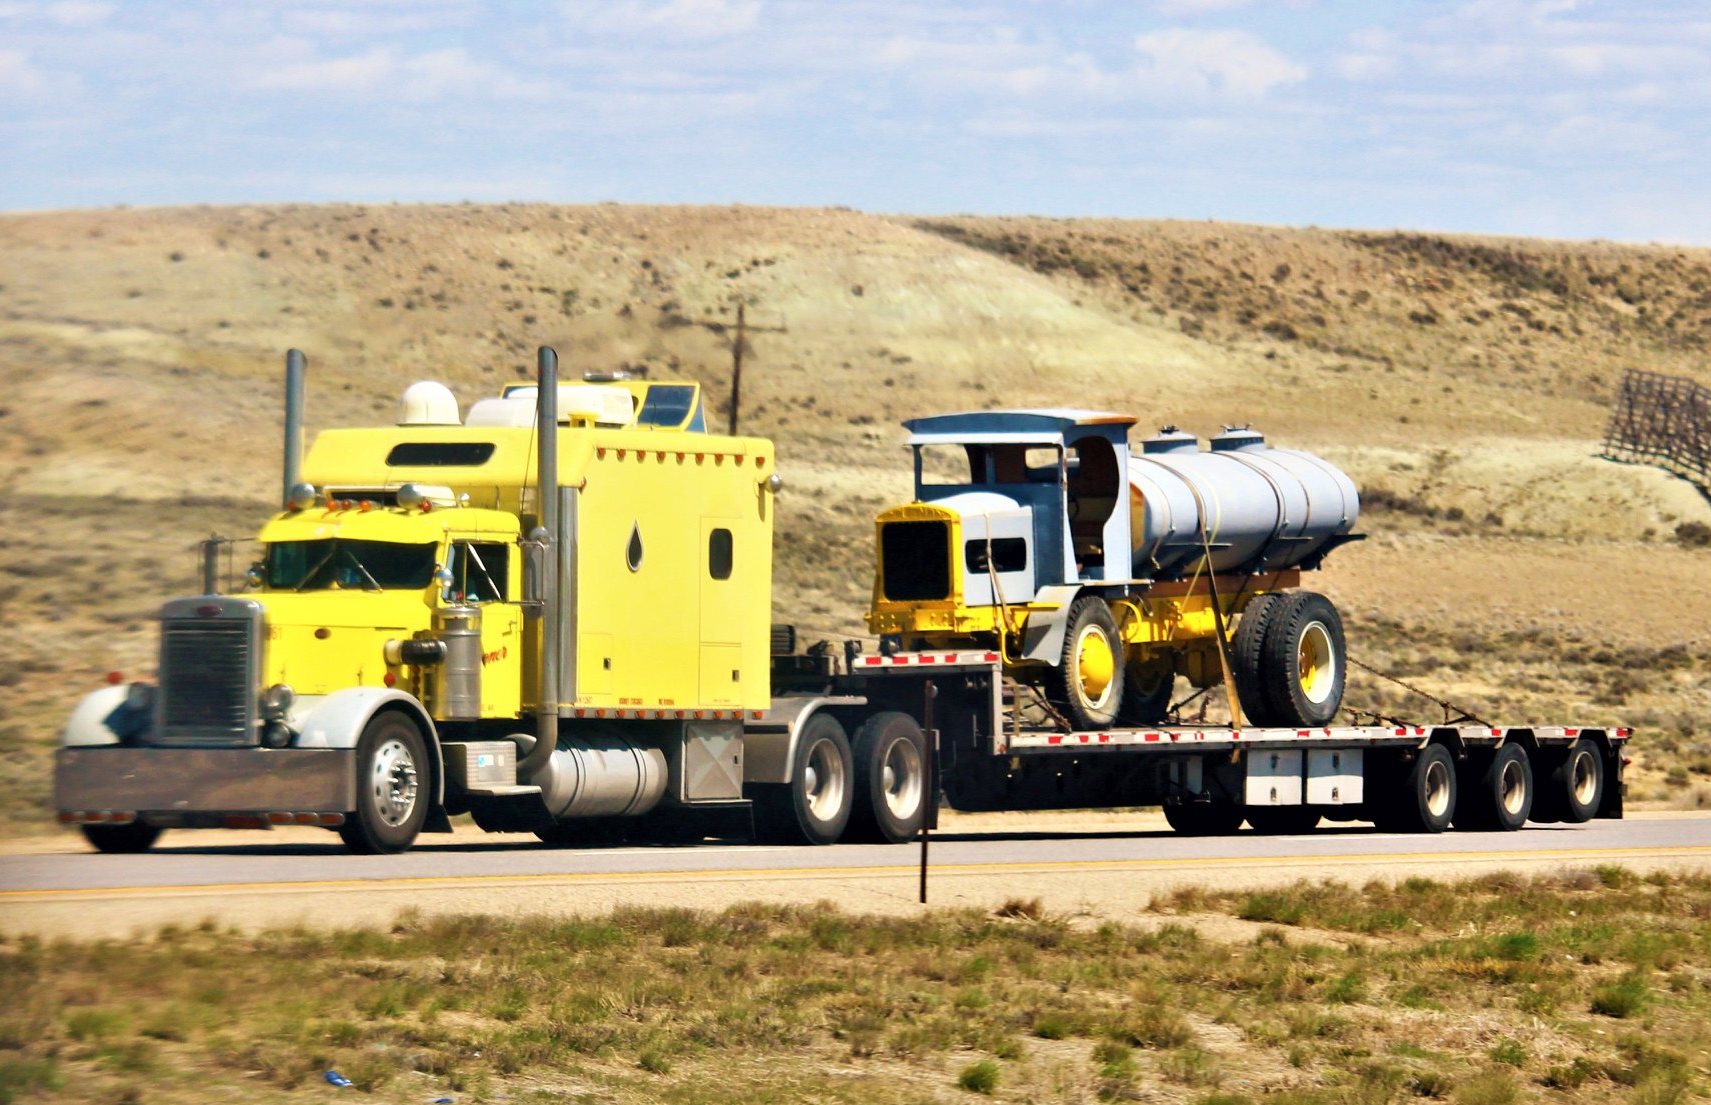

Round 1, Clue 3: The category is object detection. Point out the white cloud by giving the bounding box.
[1152,0,1255,14]
[43,1,112,26]
[563,0,762,40]
[246,45,548,102]
[1133,28,1306,98]
[0,47,45,93]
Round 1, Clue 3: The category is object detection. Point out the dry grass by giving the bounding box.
[3,203,1711,833]
[3,871,1708,1104]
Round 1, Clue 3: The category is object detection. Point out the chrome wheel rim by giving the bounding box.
[1423,757,1451,818]
[369,738,419,827]
[1499,756,1527,816]
[804,738,846,822]
[880,736,924,820]
[1570,750,1598,805]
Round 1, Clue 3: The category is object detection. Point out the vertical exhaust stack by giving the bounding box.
[282,349,306,505]
[520,346,560,781]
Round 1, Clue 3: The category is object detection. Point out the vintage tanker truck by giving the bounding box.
[54,349,1628,852]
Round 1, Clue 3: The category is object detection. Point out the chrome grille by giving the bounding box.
[155,613,258,746]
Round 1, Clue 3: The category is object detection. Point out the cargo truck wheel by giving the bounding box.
[1257,592,1345,727]
[753,714,853,845]
[340,713,429,854]
[1050,596,1123,730]
[1453,744,1533,832]
[1533,739,1603,824]
[1374,744,1456,833]
[1163,800,1244,836]
[847,711,928,843]
[1231,593,1285,725]
[1244,807,1322,834]
[1119,655,1176,726]
[81,823,162,854]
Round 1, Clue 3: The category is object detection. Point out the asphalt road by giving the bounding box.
[4,812,1707,939]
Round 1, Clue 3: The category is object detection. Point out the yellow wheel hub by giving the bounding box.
[1298,622,1335,704]
[1077,628,1115,703]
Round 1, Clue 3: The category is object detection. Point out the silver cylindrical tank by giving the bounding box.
[1129,427,1359,579]
[538,733,668,818]
[433,604,483,719]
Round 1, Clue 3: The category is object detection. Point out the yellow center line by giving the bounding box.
[4,845,1710,901]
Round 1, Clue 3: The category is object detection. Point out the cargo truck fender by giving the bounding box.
[61,684,135,747]
[1020,585,1090,663]
[288,689,444,807]
[745,695,867,785]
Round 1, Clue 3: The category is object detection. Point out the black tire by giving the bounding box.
[1257,592,1346,727]
[1537,739,1603,824]
[1232,593,1285,725]
[1118,654,1176,726]
[847,711,929,844]
[339,712,430,854]
[1048,596,1124,730]
[535,818,631,847]
[1163,800,1245,836]
[1374,744,1456,833]
[1244,806,1322,835]
[81,822,162,854]
[1453,744,1533,832]
[752,714,853,845]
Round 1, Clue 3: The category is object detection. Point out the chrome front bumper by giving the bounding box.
[55,747,356,816]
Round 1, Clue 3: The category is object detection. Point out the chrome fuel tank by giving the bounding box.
[1128,428,1359,579]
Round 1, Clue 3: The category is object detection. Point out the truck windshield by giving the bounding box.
[265,540,437,591]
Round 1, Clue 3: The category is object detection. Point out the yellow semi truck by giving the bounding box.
[55,349,1629,852]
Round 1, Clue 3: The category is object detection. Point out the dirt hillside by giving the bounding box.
[2,203,1709,831]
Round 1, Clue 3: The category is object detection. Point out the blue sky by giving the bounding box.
[2,0,1708,242]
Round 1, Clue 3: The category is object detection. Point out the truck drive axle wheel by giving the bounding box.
[753,713,853,845]
[1453,743,1533,832]
[846,711,929,843]
[340,712,430,854]
[81,822,163,854]
[1163,800,1245,836]
[1049,596,1124,730]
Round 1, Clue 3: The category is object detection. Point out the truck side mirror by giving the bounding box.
[521,527,549,615]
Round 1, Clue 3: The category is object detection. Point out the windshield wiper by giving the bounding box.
[342,549,384,592]
[294,546,339,592]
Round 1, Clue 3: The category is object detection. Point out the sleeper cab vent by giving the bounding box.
[881,521,951,601]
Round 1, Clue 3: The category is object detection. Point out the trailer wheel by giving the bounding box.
[753,714,853,845]
[846,711,928,843]
[1119,655,1176,726]
[1257,592,1345,727]
[1374,744,1456,833]
[1163,800,1244,836]
[1231,593,1285,725]
[340,712,429,854]
[1453,744,1533,832]
[1534,739,1603,824]
[81,823,162,854]
[1244,807,1322,835]
[1049,596,1123,730]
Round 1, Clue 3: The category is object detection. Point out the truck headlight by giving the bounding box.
[260,683,295,719]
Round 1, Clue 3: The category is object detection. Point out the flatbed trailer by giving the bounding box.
[757,648,1628,839]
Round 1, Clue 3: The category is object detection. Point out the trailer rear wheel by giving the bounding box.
[1049,596,1124,730]
[1163,800,1244,836]
[1256,593,1346,727]
[1232,593,1285,725]
[81,823,162,854]
[340,712,429,854]
[1453,743,1533,832]
[1244,807,1322,835]
[1374,744,1456,833]
[847,711,928,843]
[1533,739,1603,824]
[753,714,853,845]
[1119,655,1176,726]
